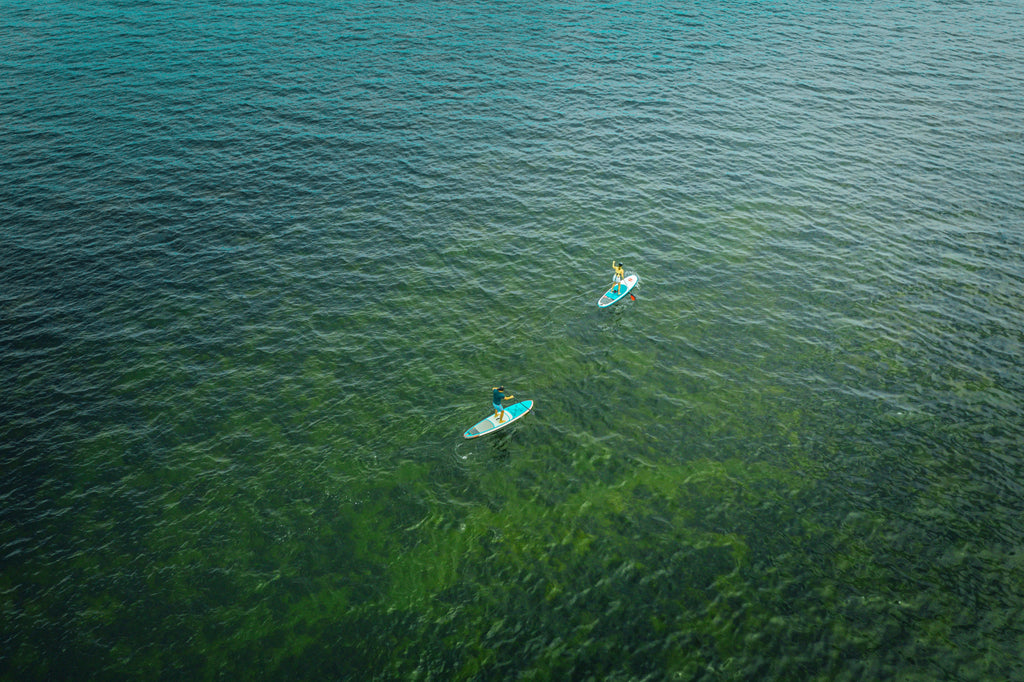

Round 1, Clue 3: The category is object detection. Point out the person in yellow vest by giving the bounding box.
[612,260,626,293]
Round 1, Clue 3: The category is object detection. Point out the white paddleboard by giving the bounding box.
[598,274,638,307]
[463,400,534,439]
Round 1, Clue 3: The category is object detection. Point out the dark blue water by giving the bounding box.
[3,1,1023,679]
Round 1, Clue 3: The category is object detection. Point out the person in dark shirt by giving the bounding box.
[492,385,515,422]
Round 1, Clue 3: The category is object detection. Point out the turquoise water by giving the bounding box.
[3,0,1023,679]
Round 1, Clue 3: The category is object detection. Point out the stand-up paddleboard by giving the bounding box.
[598,274,638,307]
[463,400,534,439]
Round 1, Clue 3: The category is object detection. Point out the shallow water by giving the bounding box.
[3,1,1023,679]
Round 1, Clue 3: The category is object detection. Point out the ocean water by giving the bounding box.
[2,0,1023,679]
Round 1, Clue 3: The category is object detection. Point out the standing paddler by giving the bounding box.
[492,385,515,422]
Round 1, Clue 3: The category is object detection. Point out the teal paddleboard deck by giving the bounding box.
[598,274,638,307]
[463,400,534,439]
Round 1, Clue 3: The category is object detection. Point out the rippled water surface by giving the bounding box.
[3,1,1023,679]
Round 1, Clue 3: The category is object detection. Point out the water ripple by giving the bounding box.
[3,0,1024,679]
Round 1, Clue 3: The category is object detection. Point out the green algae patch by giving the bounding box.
[365,452,811,678]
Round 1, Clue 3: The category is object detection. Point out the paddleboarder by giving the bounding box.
[492,385,515,422]
[612,260,626,293]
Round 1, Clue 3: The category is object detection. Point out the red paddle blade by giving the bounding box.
[629,294,636,301]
